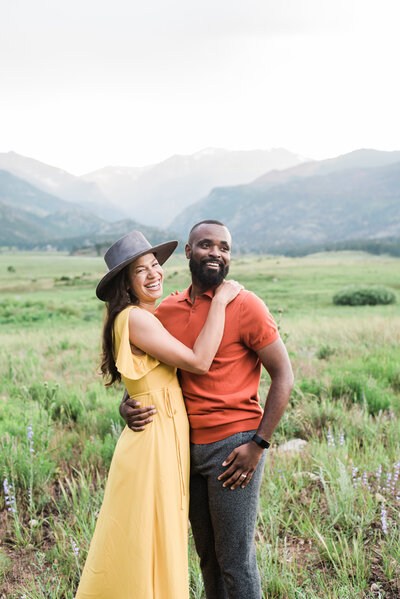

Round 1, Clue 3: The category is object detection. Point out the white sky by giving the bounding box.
[1,0,400,174]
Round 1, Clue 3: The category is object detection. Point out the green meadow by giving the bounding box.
[0,251,399,598]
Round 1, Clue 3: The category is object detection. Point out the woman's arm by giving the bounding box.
[128,280,242,374]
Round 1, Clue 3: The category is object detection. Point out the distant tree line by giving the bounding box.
[284,237,400,258]
[3,235,400,258]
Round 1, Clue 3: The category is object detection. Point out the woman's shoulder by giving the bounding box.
[114,305,135,328]
[113,306,160,380]
[127,305,159,327]
[115,305,159,334]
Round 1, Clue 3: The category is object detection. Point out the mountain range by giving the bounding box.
[0,169,183,250]
[82,148,307,227]
[171,149,400,252]
[0,152,123,222]
[1,148,399,254]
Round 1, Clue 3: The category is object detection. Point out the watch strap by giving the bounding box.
[251,434,270,449]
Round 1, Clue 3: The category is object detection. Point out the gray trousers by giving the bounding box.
[189,430,267,599]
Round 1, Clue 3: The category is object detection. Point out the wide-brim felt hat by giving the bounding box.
[96,230,178,301]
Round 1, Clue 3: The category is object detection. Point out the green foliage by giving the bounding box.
[1,252,400,597]
[333,285,396,306]
[316,345,336,360]
[330,373,391,414]
[0,297,102,325]
[287,235,400,258]
[0,549,11,584]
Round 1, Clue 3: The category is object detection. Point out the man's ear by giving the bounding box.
[185,243,191,259]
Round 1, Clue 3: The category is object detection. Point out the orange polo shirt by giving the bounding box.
[155,286,279,444]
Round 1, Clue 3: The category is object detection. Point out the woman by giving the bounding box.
[75,231,241,599]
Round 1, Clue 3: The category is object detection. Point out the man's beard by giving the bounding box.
[189,256,229,289]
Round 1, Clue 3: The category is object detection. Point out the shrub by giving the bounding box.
[333,285,396,306]
[317,345,336,360]
[330,373,391,414]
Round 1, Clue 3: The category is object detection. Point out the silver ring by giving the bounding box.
[240,474,247,479]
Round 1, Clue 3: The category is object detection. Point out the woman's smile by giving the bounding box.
[145,279,162,290]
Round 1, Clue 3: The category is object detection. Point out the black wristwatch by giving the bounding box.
[251,434,270,449]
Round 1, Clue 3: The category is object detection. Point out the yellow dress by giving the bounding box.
[75,306,190,599]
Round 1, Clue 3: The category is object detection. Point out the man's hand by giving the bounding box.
[119,395,157,431]
[218,441,264,490]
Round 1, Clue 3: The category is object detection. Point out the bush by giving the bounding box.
[330,373,391,414]
[333,285,396,306]
[317,345,336,360]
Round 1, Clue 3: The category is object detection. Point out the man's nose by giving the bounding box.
[209,245,221,258]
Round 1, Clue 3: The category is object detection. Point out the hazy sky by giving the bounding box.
[1,0,399,174]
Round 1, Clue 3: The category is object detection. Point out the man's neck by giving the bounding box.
[189,280,216,302]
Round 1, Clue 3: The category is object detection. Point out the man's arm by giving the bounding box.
[218,337,294,490]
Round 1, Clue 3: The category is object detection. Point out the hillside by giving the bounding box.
[171,151,400,252]
[53,220,185,253]
[82,148,306,227]
[0,152,124,221]
[0,170,107,245]
[0,170,183,250]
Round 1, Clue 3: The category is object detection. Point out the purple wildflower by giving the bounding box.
[362,471,370,489]
[27,424,34,454]
[381,507,388,534]
[3,477,16,513]
[393,462,400,485]
[71,538,80,557]
[327,427,335,447]
[339,430,345,446]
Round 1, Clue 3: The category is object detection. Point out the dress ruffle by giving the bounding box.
[114,307,160,380]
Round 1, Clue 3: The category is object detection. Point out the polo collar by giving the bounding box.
[178,285,215,303]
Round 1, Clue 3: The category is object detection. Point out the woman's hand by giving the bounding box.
[213,280,243,305]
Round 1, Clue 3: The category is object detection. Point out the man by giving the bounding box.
[120,220,294,599]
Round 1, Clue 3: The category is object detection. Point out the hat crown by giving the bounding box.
[104,231,152,272]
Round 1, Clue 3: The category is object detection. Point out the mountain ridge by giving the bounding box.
[171,151,400,252]
[82,147,307,226]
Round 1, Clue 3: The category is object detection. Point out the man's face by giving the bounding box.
[185,223,231,288]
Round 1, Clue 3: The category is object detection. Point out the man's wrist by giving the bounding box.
[251,434,270,450]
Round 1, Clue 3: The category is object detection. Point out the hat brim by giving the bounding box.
[96,240,178,301]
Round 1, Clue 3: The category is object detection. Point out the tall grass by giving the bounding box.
[1,251,399,598]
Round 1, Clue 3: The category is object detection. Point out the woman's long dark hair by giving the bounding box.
[100,266,138,387]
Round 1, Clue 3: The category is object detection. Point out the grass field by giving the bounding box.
[0,250,399,598]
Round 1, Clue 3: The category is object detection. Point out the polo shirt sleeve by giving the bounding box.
[239,291,279,351]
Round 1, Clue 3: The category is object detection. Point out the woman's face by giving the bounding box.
[128,253,164,303]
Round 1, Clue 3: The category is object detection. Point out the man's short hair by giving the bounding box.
[188,219,226,238]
